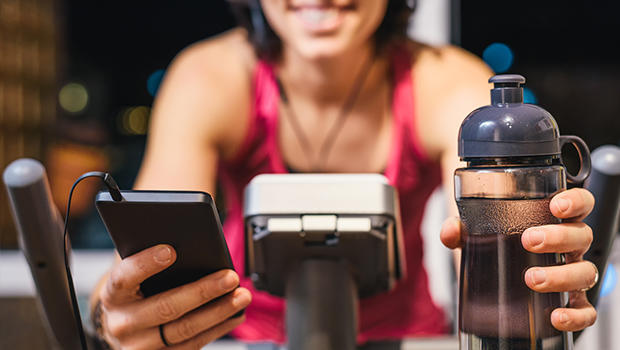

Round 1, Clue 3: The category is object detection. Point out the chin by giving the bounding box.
[289,37,365,61]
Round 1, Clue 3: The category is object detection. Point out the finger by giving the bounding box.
[440,216,462,249]
[524,261,598,293]
[116,288,250,349]
[170,314,246,350]
[550,188,595,221]
[162,287,251,345]
[101,244,176,306]
[522,222,593,255]
[107,269,240,336]
[551,293,597,331]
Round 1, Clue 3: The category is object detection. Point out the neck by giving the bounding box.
[276,43,389,106]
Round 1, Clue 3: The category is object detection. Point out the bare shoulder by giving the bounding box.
[135,28,256,191]
[408,41,493,160]
[170,28,256,79]
[413,43,491,81]
[411,42,492,109]
[151,28,256,158]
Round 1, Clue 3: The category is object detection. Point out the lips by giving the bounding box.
[289,4,354,34]
[297,7,338,24]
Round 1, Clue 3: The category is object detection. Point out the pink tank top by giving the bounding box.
[218,47,447,343]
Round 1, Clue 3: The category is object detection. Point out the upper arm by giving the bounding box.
[413,45,494,216]
[134,31,253,194]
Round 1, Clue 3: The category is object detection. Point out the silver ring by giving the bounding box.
[579,263,599,292]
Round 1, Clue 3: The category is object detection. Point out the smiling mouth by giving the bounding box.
[289,4,355,33]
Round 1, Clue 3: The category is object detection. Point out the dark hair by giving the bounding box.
[231,0,415,62]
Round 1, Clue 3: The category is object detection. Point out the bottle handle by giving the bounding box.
[560,135,592,184]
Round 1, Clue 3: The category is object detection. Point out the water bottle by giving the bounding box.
[455,75,591,350]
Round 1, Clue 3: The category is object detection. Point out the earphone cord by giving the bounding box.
[276,51,376,172]
[63,172,123,350]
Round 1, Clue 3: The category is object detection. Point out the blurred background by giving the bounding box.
[0,0,618,348]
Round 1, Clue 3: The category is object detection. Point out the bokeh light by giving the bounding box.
[600,264,617,298]
[147,69,165,97]
[482,42,514,73]
[58,82,89,114]
[523,87,538,104]
[118,106,150,135]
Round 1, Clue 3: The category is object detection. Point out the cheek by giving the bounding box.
[359,0,389,32]
[260,0,287,34]
[350,1,389,44]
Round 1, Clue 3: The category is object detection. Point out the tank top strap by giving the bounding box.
[383,45,437,192]
[225,60,284,171]
[253,60,280,124]
[389,45,432,163]
[253,60,288,173]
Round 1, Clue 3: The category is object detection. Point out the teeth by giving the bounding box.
[297,8,338,24]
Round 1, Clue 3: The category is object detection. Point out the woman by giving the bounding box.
[91,1,598,349]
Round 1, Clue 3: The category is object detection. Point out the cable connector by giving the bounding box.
[102,173,123,202]
[76,171,123,202]
[63,171,124,350]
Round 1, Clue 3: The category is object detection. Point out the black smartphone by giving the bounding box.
[95,190,236,298]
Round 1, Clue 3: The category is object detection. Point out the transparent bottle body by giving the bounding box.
[455,164,573,350]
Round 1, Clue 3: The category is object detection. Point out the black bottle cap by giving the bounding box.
[459,74,560,158]
[458,74,592,183]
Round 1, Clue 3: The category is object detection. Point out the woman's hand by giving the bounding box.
[96,245,251,349]
[440,187,598,332]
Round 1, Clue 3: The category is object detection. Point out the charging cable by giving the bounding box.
[63,171,123,350]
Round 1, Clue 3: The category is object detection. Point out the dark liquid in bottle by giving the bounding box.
[457,198,571,350]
